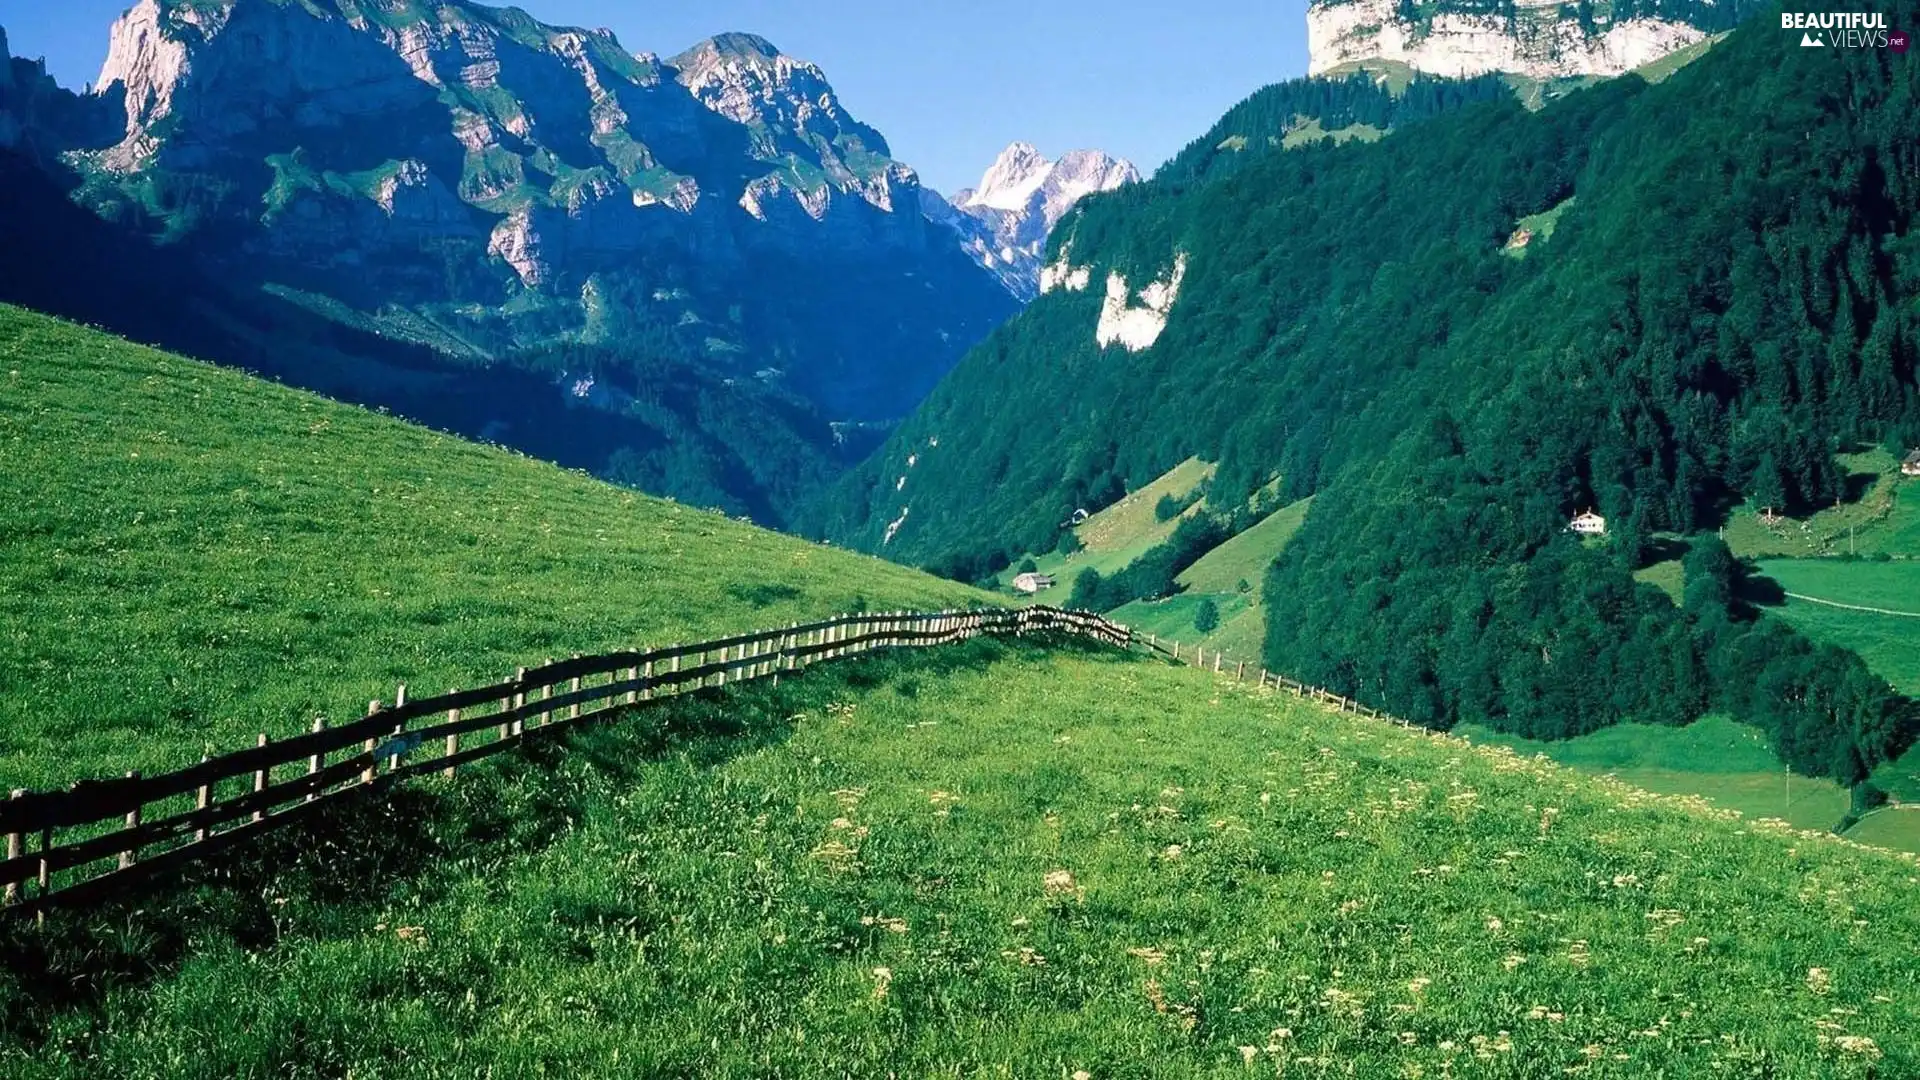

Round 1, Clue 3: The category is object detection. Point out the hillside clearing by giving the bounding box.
[997,457,1213,600]
[6,642,1916,1076]
[0,305,990,790]
[1723,450,1920,559]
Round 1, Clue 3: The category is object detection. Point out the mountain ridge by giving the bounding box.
[2,0,1019,523]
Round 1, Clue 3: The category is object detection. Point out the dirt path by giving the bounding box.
[1783,592,1920,618]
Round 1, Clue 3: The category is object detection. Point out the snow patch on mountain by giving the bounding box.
[1096,254,1188,352]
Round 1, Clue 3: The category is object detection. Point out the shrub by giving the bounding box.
[1068,568,1105,610]
[1194,598,1220,633]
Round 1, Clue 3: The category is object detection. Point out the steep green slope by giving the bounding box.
[820,9,1920,783]
[0,305,989,791]
[8,644,1916,1074]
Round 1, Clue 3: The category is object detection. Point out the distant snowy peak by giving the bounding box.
[934,141,1138,300]
[963,142,1139,224]
[965,141,1054,212]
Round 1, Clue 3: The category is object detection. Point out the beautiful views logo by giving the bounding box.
[1782,12,1903,48]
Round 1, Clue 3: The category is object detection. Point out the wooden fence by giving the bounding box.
[1,606,1129,920]
[1136,632,1396,721]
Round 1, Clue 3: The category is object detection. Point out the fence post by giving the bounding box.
[307,716,327,802]
[1214,652,1223,674]
[569,657,582,720]
[255,733,272,820]
[539,665,554,725]
[387,685,408,771]
[715,644,728,688]
[1172,641,1180,661]
[505,668,525,740]
[118,772,142,870]
[1236,660,1245,682]
[38,803,54,919]
[360,702,382,784]
[444,695,461,780]
[641,658,654,701]
[4,790,20,906]
[193,759,211,843]
[669,650,681,692]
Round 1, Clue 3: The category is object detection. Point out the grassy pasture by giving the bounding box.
[1753,558,1920,805]
[5,641,1917,1076]
[1723,450,1920,559]
[0,305,989,790]
[1454,715,1854,837]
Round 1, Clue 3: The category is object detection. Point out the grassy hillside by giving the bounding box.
[1177,496,1312,596]
[0,305,989,791]
[1107,495,1315,666]
[9,642,1917,1075]
[994,458,1212,601]
[1756,558,1920,824]
[1474,546,1920,853]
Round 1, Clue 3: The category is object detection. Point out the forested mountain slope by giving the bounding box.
[817,10,1920,781]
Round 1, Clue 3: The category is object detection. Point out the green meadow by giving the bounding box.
[5,642,1917,1077]
[0,304,989,791]
[1454,715,1852,836]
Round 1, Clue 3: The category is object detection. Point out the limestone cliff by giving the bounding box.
[1305,0,1754,78]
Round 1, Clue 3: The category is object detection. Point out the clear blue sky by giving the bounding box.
[0,0,1311,192]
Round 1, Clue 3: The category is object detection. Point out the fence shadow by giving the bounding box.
[0,633,1038,1040]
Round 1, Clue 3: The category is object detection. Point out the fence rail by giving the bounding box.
[1,605,1402,920]
[1,605,1130,918]
[1135,633,1393,721]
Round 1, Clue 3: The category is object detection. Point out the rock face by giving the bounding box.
[0,25,119,160]
[1306,0,1723,78]
[66,0,1013,422]
[926,142,1138,300]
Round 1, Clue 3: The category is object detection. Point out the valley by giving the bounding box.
[3,0,1920,1073]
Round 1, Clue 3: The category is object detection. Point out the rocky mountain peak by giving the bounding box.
[933,141,1137,301]
[965,141,1051,212]
[41,0,1013,424]
[680,31,783,66]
